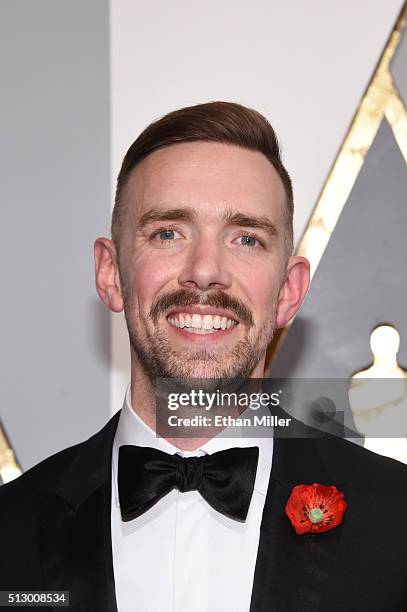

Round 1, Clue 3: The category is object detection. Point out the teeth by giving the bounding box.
[202,314,213,330]
[182,327,218,335]
[213,315,221,329]
[191,314,202,329]
[167,312,237,332]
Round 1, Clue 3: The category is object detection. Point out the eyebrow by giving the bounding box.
[222,209,279,240]
[135,206,278,239]
[136,207,198,232]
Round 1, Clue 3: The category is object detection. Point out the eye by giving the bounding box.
[235,234,263,248]
[151,227,182,242]
[159,229,176,240]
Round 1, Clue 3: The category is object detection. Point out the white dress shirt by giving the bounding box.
[111,384,274,612]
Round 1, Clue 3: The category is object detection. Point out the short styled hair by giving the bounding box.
[112,101,293,253]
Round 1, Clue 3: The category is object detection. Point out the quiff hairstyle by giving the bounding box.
[112,101,294,254]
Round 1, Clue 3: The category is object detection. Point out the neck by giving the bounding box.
[129,350,266,451]
[372,355,402,373]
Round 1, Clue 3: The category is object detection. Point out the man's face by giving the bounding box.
[113,142,295,380]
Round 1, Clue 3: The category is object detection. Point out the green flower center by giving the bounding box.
[308,507,324,523]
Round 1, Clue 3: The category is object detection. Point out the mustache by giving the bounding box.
[150,289,254,327]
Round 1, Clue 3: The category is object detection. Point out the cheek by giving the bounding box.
[130,255,179,311]
[240,266,280,317]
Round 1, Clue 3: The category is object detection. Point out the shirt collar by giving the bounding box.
[112,383,274,508]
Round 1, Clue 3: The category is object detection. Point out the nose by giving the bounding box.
[177,238,232,291]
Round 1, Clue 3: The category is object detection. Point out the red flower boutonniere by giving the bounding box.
[285,483,347,535]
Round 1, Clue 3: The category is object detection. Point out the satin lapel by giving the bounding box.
[249,432,347,612]
[36,413,120,612]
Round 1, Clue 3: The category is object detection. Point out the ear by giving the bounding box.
[94,237,124,312]
[275,256,310,328]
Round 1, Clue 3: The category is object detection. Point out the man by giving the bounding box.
[1,101,407,611]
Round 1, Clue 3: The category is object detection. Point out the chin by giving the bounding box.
[166,356,255,381]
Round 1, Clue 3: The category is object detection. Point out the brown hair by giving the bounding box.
[112,101,293,253]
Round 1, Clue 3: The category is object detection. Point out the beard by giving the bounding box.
[122,287,276,383]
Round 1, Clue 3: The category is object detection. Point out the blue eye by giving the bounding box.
[151,227,182,245]
[159,229,175,240]
[239,235,258,247]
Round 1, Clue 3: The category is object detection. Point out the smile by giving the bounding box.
[167,312,238,335]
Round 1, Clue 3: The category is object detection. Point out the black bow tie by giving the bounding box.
[118,445,259,522]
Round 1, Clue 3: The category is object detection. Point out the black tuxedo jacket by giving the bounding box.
[1,411,407,611]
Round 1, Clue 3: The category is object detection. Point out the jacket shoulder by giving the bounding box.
[318,432,407,494]
[0,440,85,508]
[0,410,120,510]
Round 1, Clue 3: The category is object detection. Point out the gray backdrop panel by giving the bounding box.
[0,1,111,471]
[271,119,407,379]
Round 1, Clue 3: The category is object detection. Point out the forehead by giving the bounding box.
[124,141,286,222]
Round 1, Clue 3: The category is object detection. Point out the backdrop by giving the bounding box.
[0,0,404,472]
